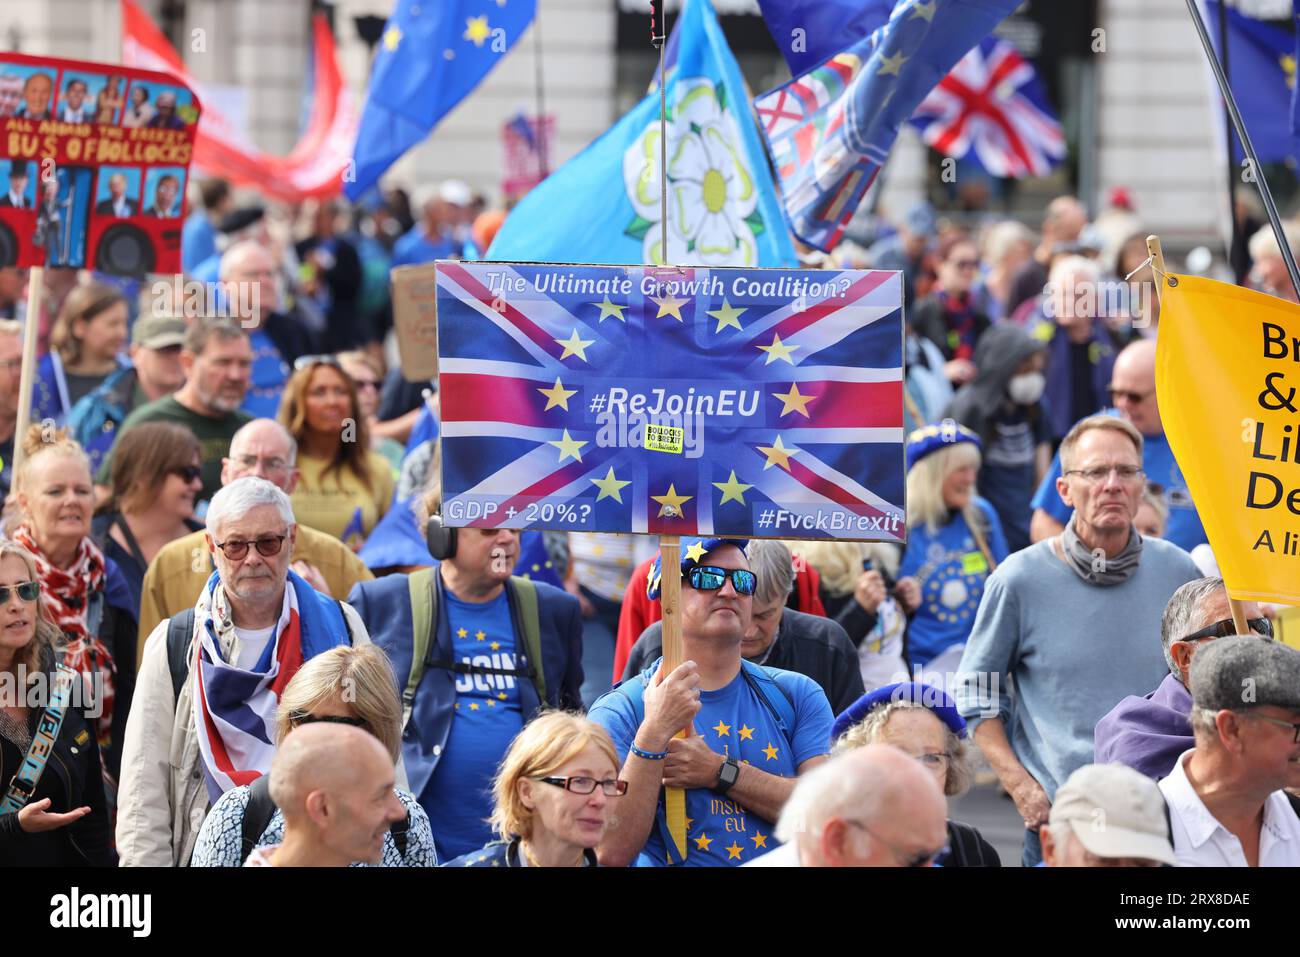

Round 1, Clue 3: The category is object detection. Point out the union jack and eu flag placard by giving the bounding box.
[435,261,905,541]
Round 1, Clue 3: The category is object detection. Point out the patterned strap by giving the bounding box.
[0,663,77,816]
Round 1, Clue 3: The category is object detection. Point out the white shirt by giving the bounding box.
[243,843,279,867]
[232,625,276,671]
[742,842,800,867]
[1158,749,1300,867]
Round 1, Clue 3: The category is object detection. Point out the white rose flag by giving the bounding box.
[486,0,796,269]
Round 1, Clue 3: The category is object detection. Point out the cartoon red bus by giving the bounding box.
[0,53,199,277]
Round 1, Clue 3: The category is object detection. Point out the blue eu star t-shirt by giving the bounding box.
[241,330,290,420]
[588,660,833,867]
[423,588,525,861]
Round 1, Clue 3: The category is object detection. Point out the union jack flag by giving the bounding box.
[755,0,1021,252]
[435,261,906,541]
[910,37,1064,178]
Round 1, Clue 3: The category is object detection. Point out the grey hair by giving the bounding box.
[230,418,298,466]
[1160,577,1225,679]
[748,540,796,605]
[774,753,884,848]
[831,700,973,797]
[1047,821,1075,859]
[206,475,295,537]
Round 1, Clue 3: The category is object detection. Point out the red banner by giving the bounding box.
[120,0,356,203]
[0,52,200,275]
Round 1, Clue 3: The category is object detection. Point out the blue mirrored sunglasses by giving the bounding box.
[687,565,757,596]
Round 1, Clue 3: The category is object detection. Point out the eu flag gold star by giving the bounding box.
[713,470,752,506]
[694,833,713,851]
[738,724,754,740]
[706,298,746,333]
[762,742,779,761]
[475,630,486,641]
[651,484,692,518]
[752,832,768,849]
[469,702,480,711]
[757,332,798,365]
[555,328,594,361]
[911,0,936,21]
[650,292,690,321]
[772,382,816,418]
[490,641,500,651]
[712,720,731,737]
[591,296,627,322]
[591,466,632,503]
[726,841,744,860]
[548,428,587,463]
[457,627,468,638]
[684,541,708,563]
[537,377,577,411]
[878,51,907,76]
[487,700,496,707]
[498,692,507,700]
[756,435,799,472]
[464,15,491,46]
[383,25,403,51]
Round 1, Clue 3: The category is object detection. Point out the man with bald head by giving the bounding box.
[1030,338,1207,552]
[1095,578,1270,780]
[136,418,373,659]
[245,724,407,867]
[589,538,835,867]
[747,745,949,867]
[16,72,53,120]
[219,240,317,418]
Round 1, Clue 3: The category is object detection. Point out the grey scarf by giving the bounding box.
[1058,517,1143,586]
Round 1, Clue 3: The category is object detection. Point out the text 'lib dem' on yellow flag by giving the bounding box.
[1157,274,1300,604]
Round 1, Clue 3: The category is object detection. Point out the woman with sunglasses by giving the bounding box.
[444,711,623,867]
[9,426,138,787]
[93,422,205,615]
[278,358,394,548]
[0,543,115,865]
[191,643,435,866]
[912,235,992,388]
[336,350,405,480]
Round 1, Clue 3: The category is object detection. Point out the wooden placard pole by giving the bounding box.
[11,266,44,479]
[1147,234,1251,635]
[657,532,690,862]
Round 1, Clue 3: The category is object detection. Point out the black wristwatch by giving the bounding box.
[716,756,740,794]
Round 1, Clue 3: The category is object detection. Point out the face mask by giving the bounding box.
[1007,371,1045,405]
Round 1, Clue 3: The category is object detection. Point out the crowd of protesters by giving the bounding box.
[1,176,1298,870]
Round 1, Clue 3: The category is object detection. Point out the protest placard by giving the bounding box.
[434,261,905,540]
[391,264,441,382]
[0,51,200,276]
[1157,270,1300,604]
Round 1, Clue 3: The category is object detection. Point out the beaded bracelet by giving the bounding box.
[630,743,669,761]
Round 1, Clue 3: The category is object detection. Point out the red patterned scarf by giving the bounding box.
[12,524,115,752]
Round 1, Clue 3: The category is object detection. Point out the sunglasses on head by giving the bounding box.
[0,581,40,603]
[687,565,757,596]
[293,354,341,372]
[212,534,287,561]
[1180,617,1273,643]
[290,712,367,729]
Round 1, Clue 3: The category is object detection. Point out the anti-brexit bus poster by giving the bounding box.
[0,52,200,275]
[435,261,905,541]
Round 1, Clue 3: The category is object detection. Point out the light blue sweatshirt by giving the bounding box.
[954,537,1199,799]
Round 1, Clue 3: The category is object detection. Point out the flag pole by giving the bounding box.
[1214,0,1237,276]
[1184,0,1300,299]
[648,0,689,864]
[1148,233,1251,634]
[11,266,43,478]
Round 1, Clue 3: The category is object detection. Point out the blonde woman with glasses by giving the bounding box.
[444,712,623,867]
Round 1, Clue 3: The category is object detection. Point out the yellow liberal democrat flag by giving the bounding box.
[1157,274,1300,603]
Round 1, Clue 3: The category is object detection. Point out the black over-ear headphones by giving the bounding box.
[425,513,458,561]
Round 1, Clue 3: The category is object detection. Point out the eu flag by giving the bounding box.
[756,0,892,77]
[1196,0,1298,168]
[486,0,796,269]
[344,0,536,200]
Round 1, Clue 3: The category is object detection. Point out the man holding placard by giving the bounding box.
[955,415,1200,867]
[589,538,833,867]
